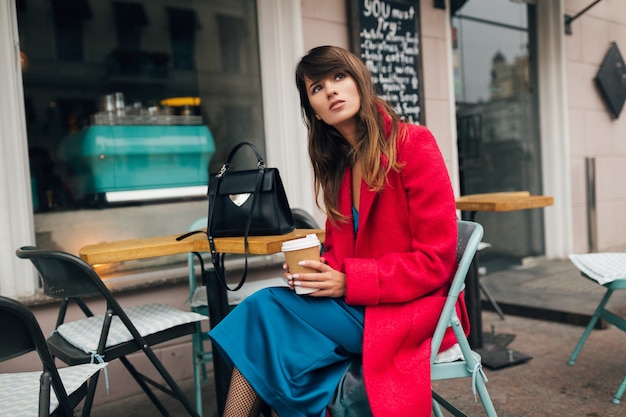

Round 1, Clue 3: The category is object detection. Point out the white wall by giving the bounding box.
[564,0,626,252]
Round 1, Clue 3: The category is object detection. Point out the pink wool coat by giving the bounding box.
[321,123,468,417]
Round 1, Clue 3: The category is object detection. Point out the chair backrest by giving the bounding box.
[430,220,483,362]
[16,246,107,300]
[291,208,320,229]
[15,246,139,340]
[0,296,74,416]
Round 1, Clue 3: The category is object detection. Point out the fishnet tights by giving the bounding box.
[223,367,280,417]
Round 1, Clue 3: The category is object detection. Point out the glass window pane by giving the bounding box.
[17,0,265,259]
[453,0,545,263]
[18,0,265,273]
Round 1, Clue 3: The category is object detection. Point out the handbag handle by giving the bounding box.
[216,142,266,178]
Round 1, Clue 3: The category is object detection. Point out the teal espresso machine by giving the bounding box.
[59,100,215,206]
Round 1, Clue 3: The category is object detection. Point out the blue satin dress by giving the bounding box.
[208,209,364,417]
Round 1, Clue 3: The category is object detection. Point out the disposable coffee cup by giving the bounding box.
[281,234,321,295]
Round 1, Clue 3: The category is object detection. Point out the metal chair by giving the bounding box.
[186,208,322,415]
[567,252,626,404]
[16,246,207,417]
[0,295,106,417]
[431,220,498,416]
[327,220,498,416]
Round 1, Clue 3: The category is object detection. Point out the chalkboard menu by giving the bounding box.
[349,0,424,124]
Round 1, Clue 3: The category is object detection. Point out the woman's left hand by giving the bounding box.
[284,257,346,297]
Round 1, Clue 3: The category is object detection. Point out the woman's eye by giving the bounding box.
[312,85,321,94]
[335,73,345,81]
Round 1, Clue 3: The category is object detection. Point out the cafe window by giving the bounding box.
[17,0,266,255]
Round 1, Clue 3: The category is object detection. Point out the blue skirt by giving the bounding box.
[208,287,365,417]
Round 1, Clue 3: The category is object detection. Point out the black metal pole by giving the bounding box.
[462,210,483,349]
[205,263,230,416]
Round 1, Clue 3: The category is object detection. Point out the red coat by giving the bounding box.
[322,124,468,416]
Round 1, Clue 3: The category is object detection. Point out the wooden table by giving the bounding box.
[456,191,554,219]
[455,191,554,351]
[79,228,324,264]
[79,228,324,415]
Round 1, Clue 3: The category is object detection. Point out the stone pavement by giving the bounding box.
[86,257,626,416]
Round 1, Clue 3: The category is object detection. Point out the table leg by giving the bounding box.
[461,211,532,369]
[204,262,230,416]
[466,256,483,349]
[462,211,483,349]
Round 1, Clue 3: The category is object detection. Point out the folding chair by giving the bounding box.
[0,295,106,417]
[327,220,498,416]
[431,220,498,416]
[16,247,207,417]
[567,252,626,404]
[186,208,322,415]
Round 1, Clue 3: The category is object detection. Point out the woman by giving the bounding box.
[208,45,467,417]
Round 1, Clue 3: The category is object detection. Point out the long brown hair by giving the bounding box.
[295,45,404,224]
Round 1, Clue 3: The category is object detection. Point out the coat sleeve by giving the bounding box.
[344,125,458,305]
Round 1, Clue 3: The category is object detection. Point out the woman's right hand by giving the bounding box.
[284,257,346,297]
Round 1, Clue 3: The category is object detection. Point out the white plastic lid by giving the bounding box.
[281,234,320,252]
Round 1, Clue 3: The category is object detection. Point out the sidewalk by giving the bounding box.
[86,257,626,416]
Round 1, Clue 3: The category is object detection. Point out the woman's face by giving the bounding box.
[305,72,360,139]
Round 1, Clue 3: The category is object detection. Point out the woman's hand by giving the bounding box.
[284,257,346,297]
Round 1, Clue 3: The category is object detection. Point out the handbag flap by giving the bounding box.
[209,168,277,196]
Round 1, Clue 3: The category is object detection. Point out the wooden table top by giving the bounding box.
[79,228,325,265]
[455,191,554,213]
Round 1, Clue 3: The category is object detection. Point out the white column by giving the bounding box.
[256,0,317,219]
[0,1,37,296]
[536,0,573,258]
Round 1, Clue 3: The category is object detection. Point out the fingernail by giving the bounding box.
[298,261,306,266]
[293,281,301,286]
[292,273,299,279]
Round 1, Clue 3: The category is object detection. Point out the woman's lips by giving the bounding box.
[329,100,345,110]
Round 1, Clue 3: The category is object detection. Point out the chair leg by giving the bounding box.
[568,289,613,365]
[431,391,470,416]
[612,374,626,404]
[119,356,171,416]
[39,371,50,417]
[143,345,201,417]
[479,281,505,320]
[80,372,101,417]
[431,395,445,417]
[474,375,498,417]
[192,327,205,417]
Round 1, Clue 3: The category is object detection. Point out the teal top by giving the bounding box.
[352,206,359,233]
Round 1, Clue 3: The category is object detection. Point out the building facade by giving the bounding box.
[1,0,626,405]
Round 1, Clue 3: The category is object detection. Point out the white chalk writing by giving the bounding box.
[358,0,420,123]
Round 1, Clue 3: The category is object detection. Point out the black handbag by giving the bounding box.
[178,141,295,291]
